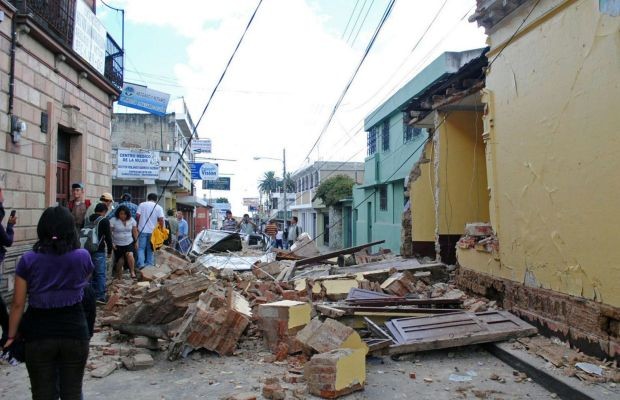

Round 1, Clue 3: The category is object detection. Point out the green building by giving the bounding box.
[353,49,485,253]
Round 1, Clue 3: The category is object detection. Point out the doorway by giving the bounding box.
[56,130,71,206]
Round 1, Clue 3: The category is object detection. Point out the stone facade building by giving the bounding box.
[0,0,123,297]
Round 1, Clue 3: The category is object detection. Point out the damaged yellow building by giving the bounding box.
[430,0,619,359]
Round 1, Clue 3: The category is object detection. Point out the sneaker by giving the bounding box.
[96,299,107,305]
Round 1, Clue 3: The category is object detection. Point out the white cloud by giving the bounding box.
[111,0,487,214]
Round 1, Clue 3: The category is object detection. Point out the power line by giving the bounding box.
[136,0,263,236]
[349,0,376,48]
[301,0,397,165]
[345,0,369,44]
[341,0,362,40]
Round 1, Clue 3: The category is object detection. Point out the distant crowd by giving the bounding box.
[220,210,303,249]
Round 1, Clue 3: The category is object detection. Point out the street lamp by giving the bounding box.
[254,149,287,226]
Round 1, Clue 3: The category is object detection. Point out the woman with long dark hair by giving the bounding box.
[4,206,94,399]
[110,204,138,279]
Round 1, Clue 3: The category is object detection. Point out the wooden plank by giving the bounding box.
[316,304,346,318]
[346,298,463,307]
[337,306,461,314]
[346,288,397,301]
[387,310,538,355]
[363,317,391,340]
[293,240,386,269]
[365,338,392,353]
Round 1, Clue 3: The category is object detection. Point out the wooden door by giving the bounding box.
[56,161,70,206]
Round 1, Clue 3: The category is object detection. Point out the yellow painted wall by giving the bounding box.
[480,0,620,305]
[411,141,435,241]
[411,111,489,241]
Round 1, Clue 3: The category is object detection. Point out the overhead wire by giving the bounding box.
[341,0,362,40]
[136,0,264,237]
[345,0,370,45]
[349,0,377,48]
[300,0,397,167]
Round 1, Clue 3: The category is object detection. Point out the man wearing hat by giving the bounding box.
[85,192,115,222]
[68,182,91,230]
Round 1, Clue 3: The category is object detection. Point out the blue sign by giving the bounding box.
[202,177,230,191]
[190,162,219,180]
[118,83,170,116]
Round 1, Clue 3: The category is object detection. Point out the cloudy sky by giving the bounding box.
[100,0,486,214]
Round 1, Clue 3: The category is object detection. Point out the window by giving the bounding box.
[314,171,319,187]
[379,185,388,211]
[367,127,377,156]
[298,179,302,192]
[272,198,278,210]
[381,120,390,151]
[404,122,423,143]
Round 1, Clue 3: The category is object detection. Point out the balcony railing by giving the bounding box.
[11,0,124,89]
[105,33,123,88]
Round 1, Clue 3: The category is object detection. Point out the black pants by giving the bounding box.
[25,338,89,400]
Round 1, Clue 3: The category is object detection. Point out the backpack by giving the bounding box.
[80,216,104,253]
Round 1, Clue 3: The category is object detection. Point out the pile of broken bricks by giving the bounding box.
[87,244,618,398]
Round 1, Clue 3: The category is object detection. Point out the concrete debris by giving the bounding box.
[258,300,311,357]
[296,318,368,355]
[305,348,366,398]
[121,353,154,371]
[168,285,251,358]
[71,234,618,400]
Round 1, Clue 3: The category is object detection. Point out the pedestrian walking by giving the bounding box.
[176,211,189,253]
[118,193,138,219]
[135,193,164,269]
[221,210,237,231]
[110,205,138,280]
[87,203,113,303]
[0,187,16,348]
[287,216,302,248]
[4,206,94,399]
[264,219,278,248]
[166,209,179,248]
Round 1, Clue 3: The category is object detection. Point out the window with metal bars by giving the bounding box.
[381,120,390,151]
[403,122,423,143]
[367,127,377,156]
[379,185,388,211]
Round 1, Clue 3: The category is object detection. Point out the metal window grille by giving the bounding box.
[403,121,423,143]
[381,120,390,151]
[379,185,388,211]
[367,127,377,156]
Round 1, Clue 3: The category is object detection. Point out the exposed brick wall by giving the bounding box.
[456,267,620,361]
[0,6,116,299]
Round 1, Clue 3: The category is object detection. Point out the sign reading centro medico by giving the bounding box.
[118,83,171,116]
[116,149,160,180]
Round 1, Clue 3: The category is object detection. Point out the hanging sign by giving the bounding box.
[116,149,160,179]
[118,83,170,116]
[191,139,212,154]
[203,177,230,191]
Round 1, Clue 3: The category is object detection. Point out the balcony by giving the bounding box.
[10,0,124,89]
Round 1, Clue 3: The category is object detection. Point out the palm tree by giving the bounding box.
[258,171,279,194]
[276,172,296,192]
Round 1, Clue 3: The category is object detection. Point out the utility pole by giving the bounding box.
[282,148,287,227]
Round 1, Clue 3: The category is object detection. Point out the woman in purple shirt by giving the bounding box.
[5,206,94,400]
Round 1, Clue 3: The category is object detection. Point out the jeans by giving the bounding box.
[137,232,153,268]
[25,338,89,400]
[90,251,106,301]
[0,294,8,347]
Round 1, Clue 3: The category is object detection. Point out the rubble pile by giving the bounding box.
[83,240,616,398]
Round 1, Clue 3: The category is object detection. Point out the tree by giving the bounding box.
[313,175,355,207]
[258,171,279,194]
[276,172,296,192]
[215,197,229,203]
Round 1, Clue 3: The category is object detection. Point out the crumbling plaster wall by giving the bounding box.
[410,111,488,242]
[480,0,620,306]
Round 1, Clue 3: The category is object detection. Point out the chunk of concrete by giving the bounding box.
[122,353,154,371]
[296,318,368,355]
[90,362,117,378]
[258,300,311,354]
[305,348,366,398]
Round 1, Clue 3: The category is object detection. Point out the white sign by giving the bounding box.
[116,149,160,180]
[199,162,219,181]
[73,0,106,74]
[191,139,212,154]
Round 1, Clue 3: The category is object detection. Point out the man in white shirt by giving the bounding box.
[135,193,164,268]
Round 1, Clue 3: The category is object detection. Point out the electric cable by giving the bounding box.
[301,0,397,166]
[135,0,263,238]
